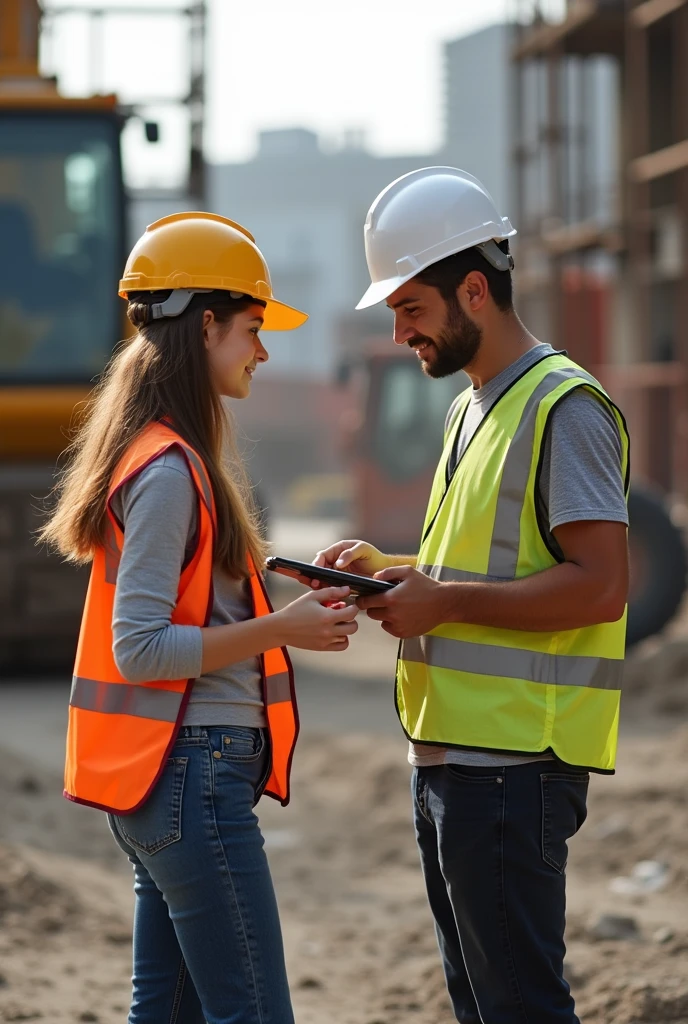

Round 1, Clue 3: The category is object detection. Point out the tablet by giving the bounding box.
[265,556,396,596]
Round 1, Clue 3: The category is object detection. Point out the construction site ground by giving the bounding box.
[1,518,687,1024]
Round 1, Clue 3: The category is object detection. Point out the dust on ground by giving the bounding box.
[1,705,687,1023]
[2,556,688,1023]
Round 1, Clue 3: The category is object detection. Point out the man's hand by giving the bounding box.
[313,539,391,580]
[356,521,628,638]
[357,565,446,638]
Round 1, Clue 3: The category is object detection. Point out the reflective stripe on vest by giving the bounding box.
[402,636,623,690]
[64,422,298,814]
[70,672,294,718]
[70,676,184,721]
[486,366,598,577]
[397,354,629,773]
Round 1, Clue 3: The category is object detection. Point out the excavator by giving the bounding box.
[0,0,127,669]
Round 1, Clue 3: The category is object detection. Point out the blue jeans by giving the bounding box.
[108,725,294,1024]
[413,760,589,1024]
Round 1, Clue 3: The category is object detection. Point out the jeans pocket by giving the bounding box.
[541,771,589,873]
[216,726,265,762]
[116,757,188,856]
[445,764,505,784]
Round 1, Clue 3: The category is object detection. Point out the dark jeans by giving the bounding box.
[412,760,589,1024]
[108,725,294,1024]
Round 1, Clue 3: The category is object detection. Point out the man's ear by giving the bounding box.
[460,271,489,313]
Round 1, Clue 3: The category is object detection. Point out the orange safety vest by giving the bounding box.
[64,421,298,814]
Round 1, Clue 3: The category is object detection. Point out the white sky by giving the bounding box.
[41,0,523,186]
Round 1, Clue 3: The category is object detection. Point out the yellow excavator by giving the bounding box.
[0,0,127,669]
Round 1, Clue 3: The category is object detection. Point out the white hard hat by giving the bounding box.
[356,166,517,310]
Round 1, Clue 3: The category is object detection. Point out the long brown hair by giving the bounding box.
[39,290,267,578]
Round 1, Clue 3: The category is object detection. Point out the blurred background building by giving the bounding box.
[131,26,512,379]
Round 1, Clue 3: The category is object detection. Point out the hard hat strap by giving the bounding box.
[149,289,211,320]
[476,240,514,273]
[148,289,253,320]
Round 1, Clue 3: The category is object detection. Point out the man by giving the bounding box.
[315,167,629,1024]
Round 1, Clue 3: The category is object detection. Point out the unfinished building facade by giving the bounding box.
[511,0,688,496]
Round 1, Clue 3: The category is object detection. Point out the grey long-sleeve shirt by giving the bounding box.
[110,447,265,728]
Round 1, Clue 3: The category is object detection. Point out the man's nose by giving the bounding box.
[393,315,413,347]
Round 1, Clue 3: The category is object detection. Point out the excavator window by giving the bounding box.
[370,357,467,482]
[0,111,124,383]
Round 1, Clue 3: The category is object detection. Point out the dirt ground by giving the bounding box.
[2,594,688,1021]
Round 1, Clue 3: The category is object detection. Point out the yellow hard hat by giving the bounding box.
[118,211,308,331]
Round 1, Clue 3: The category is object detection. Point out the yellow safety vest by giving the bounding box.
[396,352,630,773]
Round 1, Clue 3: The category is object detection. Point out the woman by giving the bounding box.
[40,212,358,1023]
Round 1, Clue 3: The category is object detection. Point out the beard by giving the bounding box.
[410,296,482,378]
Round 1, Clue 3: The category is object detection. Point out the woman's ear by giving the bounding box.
[203,309,215,350]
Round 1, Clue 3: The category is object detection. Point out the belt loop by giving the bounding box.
[188,725,203,737]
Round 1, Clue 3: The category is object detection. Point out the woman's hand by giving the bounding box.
[275,587,359,651]
[313,539,390,579]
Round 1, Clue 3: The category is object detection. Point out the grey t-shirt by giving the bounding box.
[409,344,628,769]
[110,448,265,728]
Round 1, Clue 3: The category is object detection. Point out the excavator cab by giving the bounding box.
[0,109,124,388]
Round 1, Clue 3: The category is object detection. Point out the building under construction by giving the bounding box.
[511,0,688,498]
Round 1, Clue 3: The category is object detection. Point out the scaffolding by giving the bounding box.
[511,0,688,497]
[39,1,207,205]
